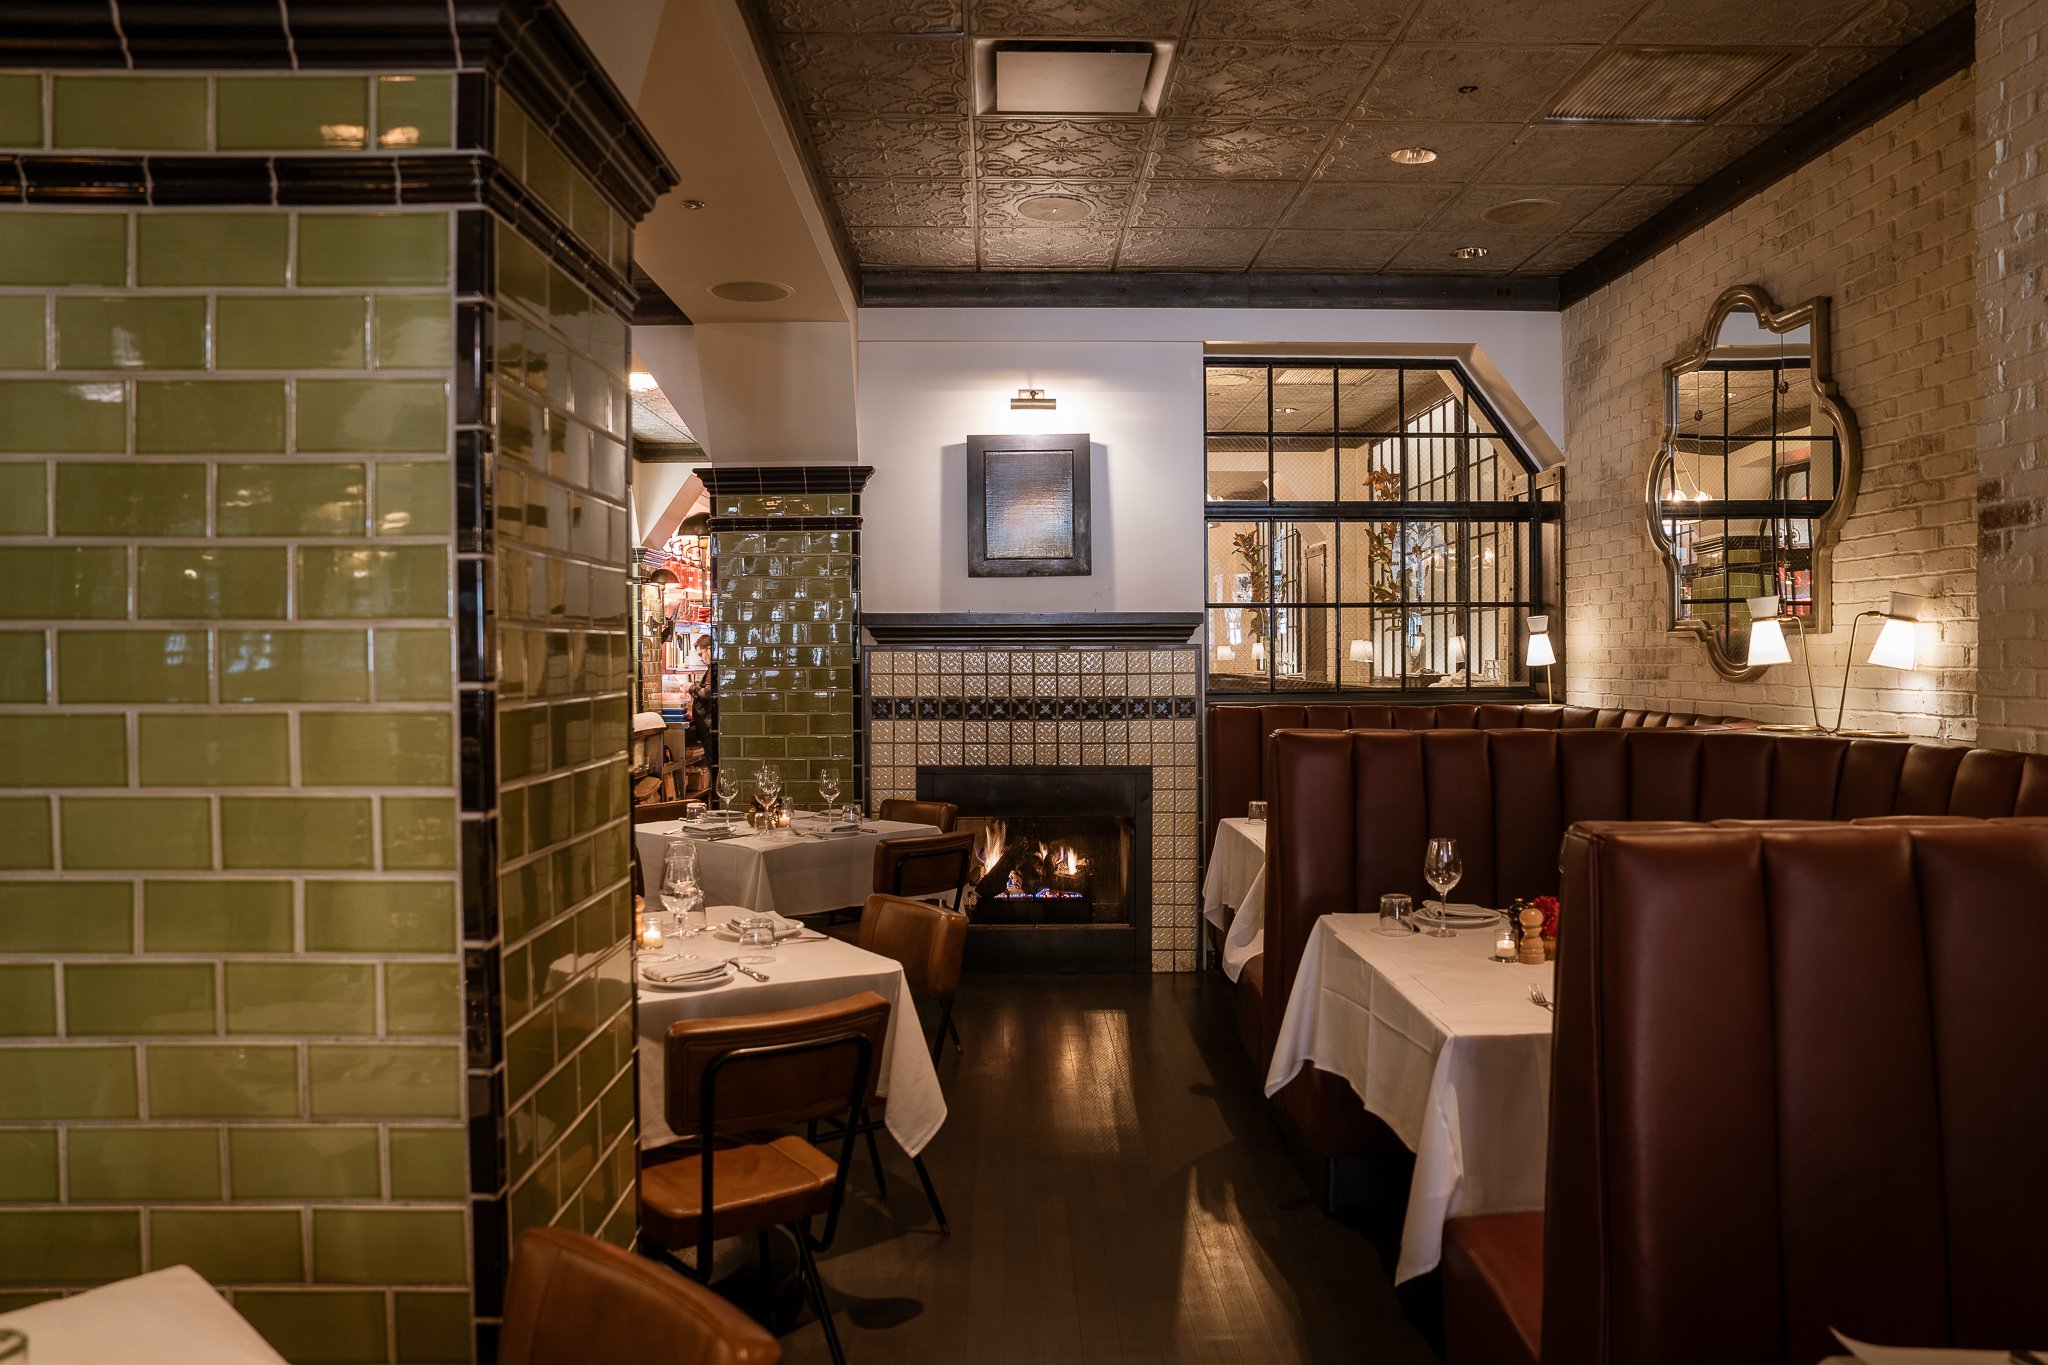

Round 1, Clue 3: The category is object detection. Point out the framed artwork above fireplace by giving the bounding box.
[967,431,1092,577]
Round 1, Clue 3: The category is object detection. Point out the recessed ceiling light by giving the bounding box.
[707,281,793,303]
[1481,197,1562,226]
[1388,146,1438,165]
[682,199,707,210]
[1452,246,1489,260]
[1279,406,1298,413]
[1016,193,1093,224]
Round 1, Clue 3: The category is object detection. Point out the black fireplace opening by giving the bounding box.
[918,766,1150,972]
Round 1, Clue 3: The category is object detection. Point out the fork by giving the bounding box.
[1528,986,1555,1013]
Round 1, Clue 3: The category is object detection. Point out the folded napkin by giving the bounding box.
[641,960,729,985]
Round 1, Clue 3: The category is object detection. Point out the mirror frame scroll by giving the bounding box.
[1644,283,1863,681]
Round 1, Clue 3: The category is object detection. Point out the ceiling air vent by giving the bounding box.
[1548,48,1793,124]
[976,39,1174,117]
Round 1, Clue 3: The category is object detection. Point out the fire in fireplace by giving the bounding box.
[963,815,1129,925]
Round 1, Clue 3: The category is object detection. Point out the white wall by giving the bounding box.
[637,321,859,464]
[855,306,1565,615]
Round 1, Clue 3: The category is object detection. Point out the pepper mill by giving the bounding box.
[1517,905,1547,965]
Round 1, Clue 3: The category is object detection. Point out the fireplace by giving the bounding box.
[919,767,1150,971]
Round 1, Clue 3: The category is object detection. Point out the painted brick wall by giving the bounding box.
[1560,72,1980,739]
[1976,0,2048,752]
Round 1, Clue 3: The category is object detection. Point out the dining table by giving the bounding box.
[1200,816,1267,982]
[0,1265,288,1363]
[636,908,948,1158]
[1265,910,1555,1283]
[634,813,941,920]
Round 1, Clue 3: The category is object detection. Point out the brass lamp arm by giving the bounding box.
[1830,610,1888,735]
[1781,613,1824,732]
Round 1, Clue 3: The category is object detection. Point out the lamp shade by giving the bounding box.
[1348,639,1373,664]
[1867,617,1918,670]
[1446,635,1466,670]
[1250,641,1266,666]
[1746,618,1791,667]
[1525,631,1555,668]
[1214,644,1235,663]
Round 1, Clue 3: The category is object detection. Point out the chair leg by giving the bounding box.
[794,1224,847,1365]
[911,1152,949,1235]
[939,998,962,1053]
[860,1106,888,1198]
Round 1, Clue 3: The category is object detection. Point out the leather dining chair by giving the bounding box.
[499,1225,780,1365]
[876,798,958,832]
[639,992,890,1365]
[633,798,699,824]
[811,893,967,1235]
[871,830,976,913]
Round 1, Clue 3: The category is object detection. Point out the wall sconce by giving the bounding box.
[1525,615,1556,703]
[1010,388,1056,410]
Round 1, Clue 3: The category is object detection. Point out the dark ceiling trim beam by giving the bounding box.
[631,266,692,325]
[1560,4,1976,307]
[857,271,1562,311]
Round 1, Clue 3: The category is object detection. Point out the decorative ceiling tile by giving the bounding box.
[970,0,1190,35]
[1188,0,1411,41]
[830,178,974,227]
[775,35,969,117]
[1512,231,1623,274]
[1644,122,1778,184]
[1386,231,1551,272]
[1162,41,1381,120]
[975,119,1151,179]
[1130,179,1294,228]
[761,0,963,33]
[848,227,980,268]
[1254,230,1412,270]
[1479,124,1702,185]
[809,117,972,178]
[1285,181,1459,231]
[1620,0,1869,44]
[1115,229,1270,269]
[1833,0,1970,45]
[1570,182,1689,234]
[1423,182,1620,233]
[980,179,1134,229]
[1356,45,1595,123]
[1316,119,1521,181]
[1148,120,1335,179]
[1404,0,1641,43]
[979,227,1119,269]
[1722,47,1892,125]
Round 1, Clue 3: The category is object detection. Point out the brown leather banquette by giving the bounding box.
[1254,728,2048,1165]
[1205,702,1750,850]
[1444,819,2048,1365]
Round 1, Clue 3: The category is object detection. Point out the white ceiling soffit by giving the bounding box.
[567,0,855,324]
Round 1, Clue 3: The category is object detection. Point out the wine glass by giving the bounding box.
[715,768,739,812]
[1422,837,1463,939]
[756,764,783,807]
[662,844,705,941]
[818,767,842,811]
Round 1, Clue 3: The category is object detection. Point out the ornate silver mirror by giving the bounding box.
[1646,284,1861,679]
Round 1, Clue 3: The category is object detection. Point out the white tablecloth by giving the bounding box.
[0,1266,287,1363]
[1200,817,1267,982]
[1265,913,1555,1283]
[635,817,940,919]
[637,913,947,1158]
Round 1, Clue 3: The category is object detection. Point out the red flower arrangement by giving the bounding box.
[1532,894,1560,939]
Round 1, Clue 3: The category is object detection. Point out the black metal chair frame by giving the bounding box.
[648,1028,874,1365]
[878,841,972,914]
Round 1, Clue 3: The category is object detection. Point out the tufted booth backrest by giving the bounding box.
[1260,728,2048,1062]
[1205,702,1751,849]
[1543,819,2048,1365]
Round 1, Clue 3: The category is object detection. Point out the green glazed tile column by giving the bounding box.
[700,472,872,814]
[0,10,673,1362]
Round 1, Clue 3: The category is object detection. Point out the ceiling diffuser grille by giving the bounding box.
[1549,48,1792,124]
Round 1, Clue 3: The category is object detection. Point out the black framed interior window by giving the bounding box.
[1204,360,1555,696]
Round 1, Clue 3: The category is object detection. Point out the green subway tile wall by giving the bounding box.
[0,52,659,1360]
[0,182,467,1359]
[486,115,640,1269]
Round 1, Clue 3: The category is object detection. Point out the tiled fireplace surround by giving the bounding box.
[864,641,1202,973]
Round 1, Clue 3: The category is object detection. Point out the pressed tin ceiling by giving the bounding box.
[745,0,1967,279]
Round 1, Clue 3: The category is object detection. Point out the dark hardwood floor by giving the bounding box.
[763,971,1435,1364]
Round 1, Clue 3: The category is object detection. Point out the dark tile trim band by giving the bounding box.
[872,696,1198,721]
[864,613,1205,646]
[705,516,863,534]
[0,0,677,220]
[696,465,877,496]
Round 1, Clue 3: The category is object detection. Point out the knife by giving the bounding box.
[732,963,769,982]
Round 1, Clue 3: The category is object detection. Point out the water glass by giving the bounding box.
[1376,893,1413,937]
[1246,800,1268,822]
[738,912,779,960]
[843,802,863,827]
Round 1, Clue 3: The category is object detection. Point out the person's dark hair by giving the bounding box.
[693,634,713,657]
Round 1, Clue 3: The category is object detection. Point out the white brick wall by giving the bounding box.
[1560,72,1980,740]
[1976,0,2048,753]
